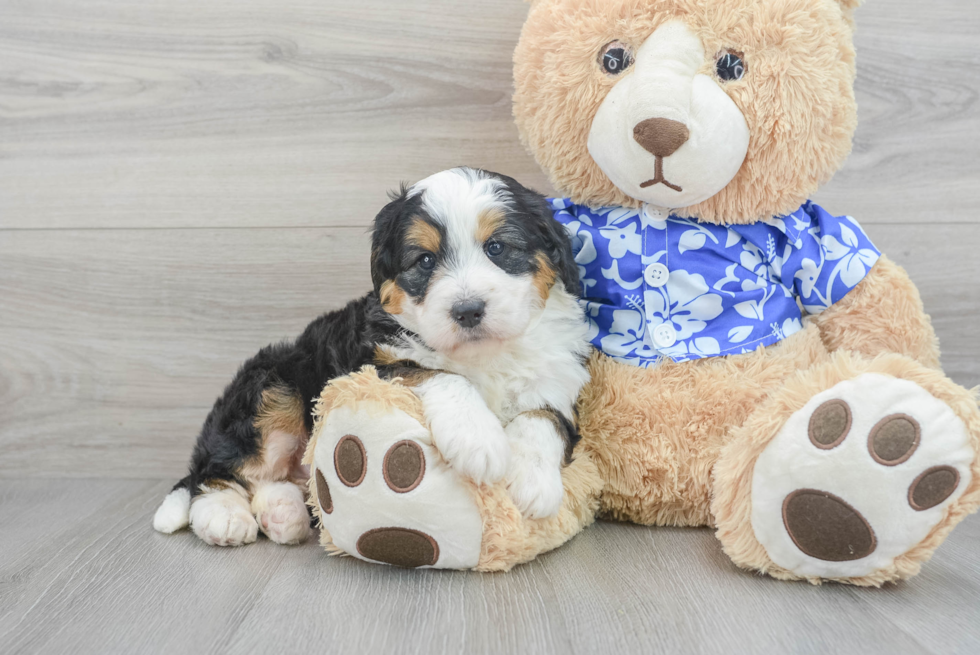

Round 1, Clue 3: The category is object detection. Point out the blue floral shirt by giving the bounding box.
[551,199,881,366]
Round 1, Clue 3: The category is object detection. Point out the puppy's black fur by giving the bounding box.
[171,170,580,499]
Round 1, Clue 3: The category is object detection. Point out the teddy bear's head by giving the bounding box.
[514,0,860,224]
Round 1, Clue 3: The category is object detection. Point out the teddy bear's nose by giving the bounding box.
[633,118,690,158]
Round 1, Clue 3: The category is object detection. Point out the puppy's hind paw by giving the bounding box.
[190,488,258,547]
[153,487,190,534]
[252,482,311,545]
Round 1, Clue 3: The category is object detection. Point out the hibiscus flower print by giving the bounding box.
[599,310,658,360]
[644,270,724,340]
[599,222,642,259]
[821,223,880,289]
[548,198,880,367]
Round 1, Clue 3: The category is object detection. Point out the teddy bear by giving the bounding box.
[303,0,980,585]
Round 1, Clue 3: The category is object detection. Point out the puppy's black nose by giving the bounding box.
[452,299,485,329]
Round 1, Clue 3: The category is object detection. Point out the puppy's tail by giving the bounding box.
[152,476,192,534]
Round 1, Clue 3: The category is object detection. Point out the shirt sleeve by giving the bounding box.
[769,202,881,315]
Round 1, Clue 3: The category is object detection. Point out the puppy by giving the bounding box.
[153,167,592,547]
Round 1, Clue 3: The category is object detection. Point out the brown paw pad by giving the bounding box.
[383,440,425,493]
[869,414,920,466]
[315,469,333,514]
[808,399,851,450]
[782,489,877,562]
[356,527,440,568]
[909,466,960,511]
[335,435,366,487]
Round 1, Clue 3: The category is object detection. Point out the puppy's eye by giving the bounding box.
[599,41,633,76]
[485,241,504,257]
[416,253,436,271]
[716,50,746,82]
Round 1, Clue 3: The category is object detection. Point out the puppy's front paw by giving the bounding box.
[432,414,510,485]
[418,375,510,484]
[505,446,564,519]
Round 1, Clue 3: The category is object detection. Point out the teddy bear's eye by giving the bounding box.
[716,51,746,82]
[599,41,633,76]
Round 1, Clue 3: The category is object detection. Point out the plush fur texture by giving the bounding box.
[578,322,828,528]
[514,0,859,223]
[810,255,942,369]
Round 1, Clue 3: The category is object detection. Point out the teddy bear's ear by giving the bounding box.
[835,0,862,14]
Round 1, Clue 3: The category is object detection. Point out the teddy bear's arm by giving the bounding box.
[809,254,940,368]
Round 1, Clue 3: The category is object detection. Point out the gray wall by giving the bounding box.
[1,0,978,480]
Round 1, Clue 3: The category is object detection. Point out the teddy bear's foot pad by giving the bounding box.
[751,373,973,579]
[310,404,483,569]
[356,527,440,568]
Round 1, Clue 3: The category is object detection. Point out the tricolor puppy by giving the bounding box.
[153,167,591,547]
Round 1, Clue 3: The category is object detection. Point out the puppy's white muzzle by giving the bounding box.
[587,19,750,209]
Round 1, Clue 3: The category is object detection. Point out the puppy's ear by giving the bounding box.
[499,175,580,296]
[370,185,409,295]
[537,198,580,296]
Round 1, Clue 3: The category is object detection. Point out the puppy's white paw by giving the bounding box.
[506,445,564,519]
[433,416,510,485]
[189,488,258,547]
[503,412,567,519]
[153,487,190,534]
[417,375,510,485]
[251,482,310,545]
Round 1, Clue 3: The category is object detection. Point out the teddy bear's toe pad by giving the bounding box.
[752,373,973,579]
[311,404,483,569]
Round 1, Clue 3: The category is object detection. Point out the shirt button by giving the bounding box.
[652,323,677,349]
[644,263,669,288]
[644,205,665,220]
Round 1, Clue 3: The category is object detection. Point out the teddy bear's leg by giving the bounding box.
[303,367,603,570]
[713,352,980,585]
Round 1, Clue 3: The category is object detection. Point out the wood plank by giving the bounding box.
[0,0,978,229]
[0,227,373,478]
[812,0,980,223]
[0,479,977,654]
[1,223,977,479]
[0,0,551,230]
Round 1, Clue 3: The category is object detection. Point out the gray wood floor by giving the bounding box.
[1,0,979,653]
[1,480,978,655]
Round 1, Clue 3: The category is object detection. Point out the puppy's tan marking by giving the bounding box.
[242,386,309,484]
[406,217,442,253]
[379,280,405,315]
[476,208,506,244]
[380,360,443,388]
[373,345,401,367]
[532,252,558,301]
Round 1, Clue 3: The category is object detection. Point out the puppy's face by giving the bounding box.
[371,168,578,355]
